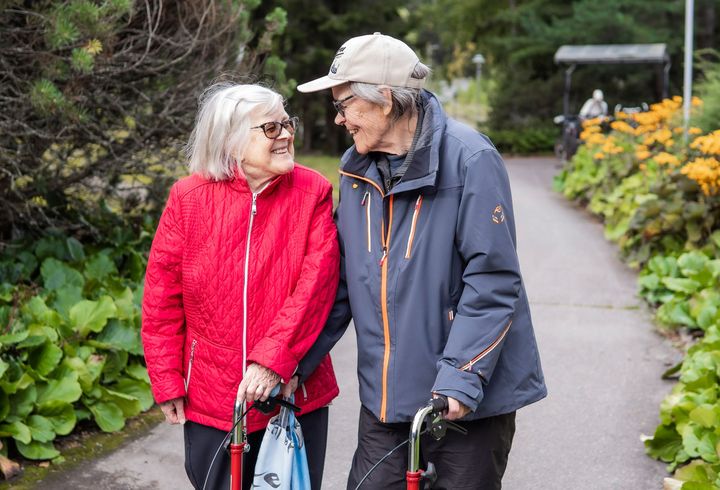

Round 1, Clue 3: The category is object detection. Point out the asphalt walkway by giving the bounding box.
[34,157,679,489]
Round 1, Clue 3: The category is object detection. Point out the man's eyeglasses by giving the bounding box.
[251,116,299,139]
[332,95,355,118]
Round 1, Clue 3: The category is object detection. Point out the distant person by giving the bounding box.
[296,33,547,490]
[579,89,608,119]
[142,82,340,490]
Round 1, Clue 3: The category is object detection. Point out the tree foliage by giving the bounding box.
[0,0,284,242]
[262,0,411,152]
[415,0,719,131]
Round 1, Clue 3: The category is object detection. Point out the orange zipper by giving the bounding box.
[460,320,513,372]
[404,195,423,259]
[379,195,394,421]
[340,169,394,421]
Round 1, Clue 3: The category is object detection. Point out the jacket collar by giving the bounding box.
[227,167,290,196]
[340,90,447,195]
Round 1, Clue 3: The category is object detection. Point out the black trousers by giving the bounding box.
[347,406,516,490]
[184,407,329,490]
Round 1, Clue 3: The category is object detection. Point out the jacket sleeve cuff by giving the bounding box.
[247,337,297,382]
[152,376,186,405]
[431,362,484,413]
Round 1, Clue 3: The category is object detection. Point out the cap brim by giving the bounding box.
[296,75,348,93]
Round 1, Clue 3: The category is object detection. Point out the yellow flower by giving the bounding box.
[653,152,680,166]
[610,121,635,134]
[584,133,606,146]
[635,150,652,161]
[594,152,606,160]
[690,130,720,155]
[681,157,720,195]
[688,127,703,135]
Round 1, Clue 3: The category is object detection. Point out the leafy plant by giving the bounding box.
[0,230,151,474]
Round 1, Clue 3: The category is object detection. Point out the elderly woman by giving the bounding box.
[297,34,546,490]
[141,83,340,490]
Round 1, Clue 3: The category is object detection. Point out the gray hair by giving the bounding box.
[349,62,431,121]
[186,83,284,180]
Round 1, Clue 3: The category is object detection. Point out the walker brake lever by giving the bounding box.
[428,416,468,440]
[253,396,300,414]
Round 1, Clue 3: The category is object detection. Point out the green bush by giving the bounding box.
[483,123,556,155]
[693,52,720,134]
[0,230,151,471]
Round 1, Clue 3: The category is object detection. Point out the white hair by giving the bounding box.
[349,62,431,121]
[186,83,284,180]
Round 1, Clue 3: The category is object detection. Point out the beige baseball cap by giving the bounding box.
[297,32,426,93]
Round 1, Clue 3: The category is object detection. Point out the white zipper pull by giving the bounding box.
[251,193,258,215]
[361,190,370,206]
[379,247,387,267]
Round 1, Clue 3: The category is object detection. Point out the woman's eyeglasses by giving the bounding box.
[251,116,299,139]
[332,95,355,118]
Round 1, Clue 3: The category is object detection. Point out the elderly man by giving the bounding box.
[297,33,546,490]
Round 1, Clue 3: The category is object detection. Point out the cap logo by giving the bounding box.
[330,46,346,74]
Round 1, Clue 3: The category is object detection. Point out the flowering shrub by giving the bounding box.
[555,96,720,488]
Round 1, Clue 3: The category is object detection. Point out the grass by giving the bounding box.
[296,153,341,203]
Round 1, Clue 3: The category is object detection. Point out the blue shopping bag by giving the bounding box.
[253,396,311,489]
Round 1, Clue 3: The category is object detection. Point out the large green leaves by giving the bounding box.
[16,440,60,460]
[0,232,153,467]
[36,401,76,436]
[88,402,125,432]
[69,296,117,337]
[37,373,83,406]
[28,341,63,376]
[41,258,84,291]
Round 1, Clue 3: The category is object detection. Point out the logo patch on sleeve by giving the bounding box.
[492,205,505,224]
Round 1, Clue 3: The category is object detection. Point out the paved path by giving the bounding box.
[35,157,679,489]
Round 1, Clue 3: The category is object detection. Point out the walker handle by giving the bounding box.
[429,396,448,414]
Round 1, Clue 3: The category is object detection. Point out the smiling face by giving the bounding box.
[238,107,295,191]
[331,85,394,155]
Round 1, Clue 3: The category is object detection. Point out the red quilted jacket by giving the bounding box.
[141,164,340,433]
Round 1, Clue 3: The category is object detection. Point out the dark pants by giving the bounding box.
[184,407,329,490]
[347,406,516,490]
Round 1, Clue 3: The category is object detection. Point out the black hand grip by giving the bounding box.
[429,396,448,413]
[252,396,301,414]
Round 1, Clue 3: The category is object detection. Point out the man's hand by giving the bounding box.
[433,394,471,421]
[236,363,281,404]
[160,398,186,424]
[280,375,299,398]
[445,396,471,420]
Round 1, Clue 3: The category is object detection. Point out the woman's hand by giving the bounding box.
[236,363,281,404]
[280,375,299,398]
[160,398,186,424]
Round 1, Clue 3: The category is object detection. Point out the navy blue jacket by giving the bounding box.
[300,91,546,422]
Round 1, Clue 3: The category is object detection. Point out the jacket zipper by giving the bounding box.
[460,320,513,372]
[362,190,372,252]
[404,194,423,259]
[185,339,198,392]
[339,170,394,422]
[379,194,394,421]
[243,183,271,376]
[301,383,308,401]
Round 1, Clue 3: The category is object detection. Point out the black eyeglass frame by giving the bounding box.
[251,116,299,139]
[332,95,355,118]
